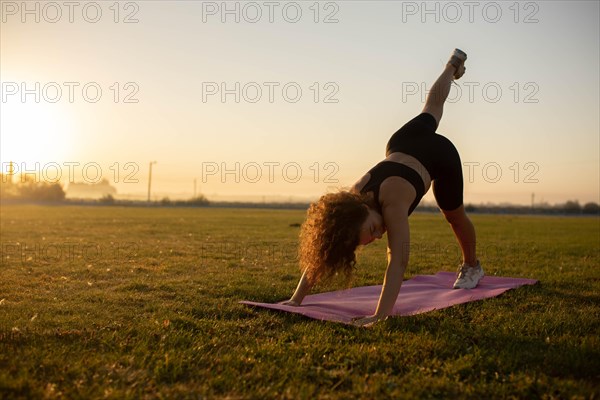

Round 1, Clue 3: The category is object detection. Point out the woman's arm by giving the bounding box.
[352,204,410,326]
[374,211,409,317]
[282,270,313,306]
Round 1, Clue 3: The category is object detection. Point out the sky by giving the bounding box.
[1,0,599,205]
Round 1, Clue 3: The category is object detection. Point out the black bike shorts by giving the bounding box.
[385,113,463,211]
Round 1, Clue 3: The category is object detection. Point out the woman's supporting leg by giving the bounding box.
[441,205,477,266]
[442,204,484,289]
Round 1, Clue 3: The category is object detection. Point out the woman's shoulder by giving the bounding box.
[350,173,371,194]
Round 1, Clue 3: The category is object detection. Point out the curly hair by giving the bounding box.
[298,190,374,284]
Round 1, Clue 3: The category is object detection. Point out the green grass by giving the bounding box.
[0,205,598,399]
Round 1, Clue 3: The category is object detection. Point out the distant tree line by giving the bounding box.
[0,174,597,213]
[0,174,65,202]
[461,200,599,215]
[96,194,209,207]
[562,200,600,215]
[0,174,209,206]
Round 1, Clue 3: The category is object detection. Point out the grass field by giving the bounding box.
[0,205,598,399]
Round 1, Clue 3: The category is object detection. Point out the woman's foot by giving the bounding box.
[447,48,467,80]
[453,260,484,289]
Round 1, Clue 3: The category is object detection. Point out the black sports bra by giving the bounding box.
[359,161,425,216]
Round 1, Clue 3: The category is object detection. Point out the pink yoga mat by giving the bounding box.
[240,272,538,325]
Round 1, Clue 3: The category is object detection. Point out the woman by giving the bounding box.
[284,49,484,327]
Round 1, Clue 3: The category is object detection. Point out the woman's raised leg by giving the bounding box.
[422,49,466,126]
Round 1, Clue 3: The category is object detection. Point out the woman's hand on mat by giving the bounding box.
[351,314,384,327]
[281,299,300,306]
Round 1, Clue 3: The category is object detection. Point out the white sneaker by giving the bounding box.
[453,260,484,289]
[447,48,467,80]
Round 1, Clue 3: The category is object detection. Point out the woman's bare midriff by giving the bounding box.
[351,151,432,196]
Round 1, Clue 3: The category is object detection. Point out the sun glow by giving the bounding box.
[0,100,75,166]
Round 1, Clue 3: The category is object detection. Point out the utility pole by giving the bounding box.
[8,161,14,184]
[148,161,157,202]
[531,192,535,209]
